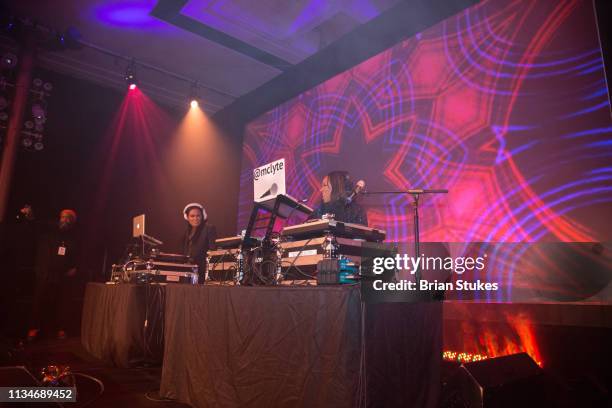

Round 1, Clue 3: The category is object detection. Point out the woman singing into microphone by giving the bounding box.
[309,171,368,225]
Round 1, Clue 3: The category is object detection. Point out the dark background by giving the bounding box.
[4,66,243,282]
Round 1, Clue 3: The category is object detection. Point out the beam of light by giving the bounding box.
[165,103,238,230]
[84,87,176,254]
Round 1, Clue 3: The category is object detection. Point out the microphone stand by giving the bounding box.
[363,189,448,287]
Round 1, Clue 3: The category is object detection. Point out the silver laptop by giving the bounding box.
[253,158,286,203]
[132,214,145,238]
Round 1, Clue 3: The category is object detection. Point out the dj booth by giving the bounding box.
[82,188,442,406]
[81,282,442,407]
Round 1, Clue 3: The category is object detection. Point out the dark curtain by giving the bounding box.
[160,285,441,408]
[80,283,164,367]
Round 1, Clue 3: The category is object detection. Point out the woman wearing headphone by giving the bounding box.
[181,203,216,282]
[308,171,368,225]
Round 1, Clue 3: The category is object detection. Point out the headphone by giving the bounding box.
[183,202,207,221]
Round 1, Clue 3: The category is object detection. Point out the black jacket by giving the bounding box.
[308,199,368,225]
[181,223,217,276]
[34,225,79,286]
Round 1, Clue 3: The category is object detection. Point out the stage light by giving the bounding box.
[43,82,53,91]
[22,137,32,147]
[125,62,138,90]
[32,78,43,87]
[34,141,44,151]
[188,82,201,109]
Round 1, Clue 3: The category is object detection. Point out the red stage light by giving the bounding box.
[129,83,137,90]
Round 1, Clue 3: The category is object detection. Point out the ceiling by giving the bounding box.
[1,0,403,113]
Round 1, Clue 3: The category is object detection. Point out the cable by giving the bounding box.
[71,372,104,407]
[142,284,164,364]
[207,248,231,281]
[280,259,316,281]
[356,297,367,408]
[144,390,175,402]
[280,238,317,281]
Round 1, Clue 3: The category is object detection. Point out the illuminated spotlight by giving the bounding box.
[125,62,139,90]
[188,82,201,108]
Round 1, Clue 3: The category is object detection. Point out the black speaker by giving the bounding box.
[447,353,552,408]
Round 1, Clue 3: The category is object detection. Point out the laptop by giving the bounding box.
[133,214,145,238]
[252,158,312,218]
[253,158,286,203]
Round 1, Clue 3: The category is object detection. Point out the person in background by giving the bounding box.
[27,209,79,341]
[309,171,368,225]
[181,203,216,283]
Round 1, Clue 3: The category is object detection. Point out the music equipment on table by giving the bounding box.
[215,235,243,248]
[256,193,314,219]
[281,219,386,242]
[317,258,359,285]
[132,214,145,238]
[148,250,189,263]
[132,214,164,246]
[207,248,240,282]
[245,194,314,245]
[111,258,198,284]
[279,236,394,281]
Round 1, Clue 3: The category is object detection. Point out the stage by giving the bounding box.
[1,0,611,406]
[81,282,443,408]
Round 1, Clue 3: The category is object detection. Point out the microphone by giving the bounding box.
[346,180,366,204]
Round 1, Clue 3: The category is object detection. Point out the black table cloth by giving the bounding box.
[160,284,442,408]
[80,282,164,368]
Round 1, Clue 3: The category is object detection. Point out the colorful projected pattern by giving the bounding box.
[239,0,612,248]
